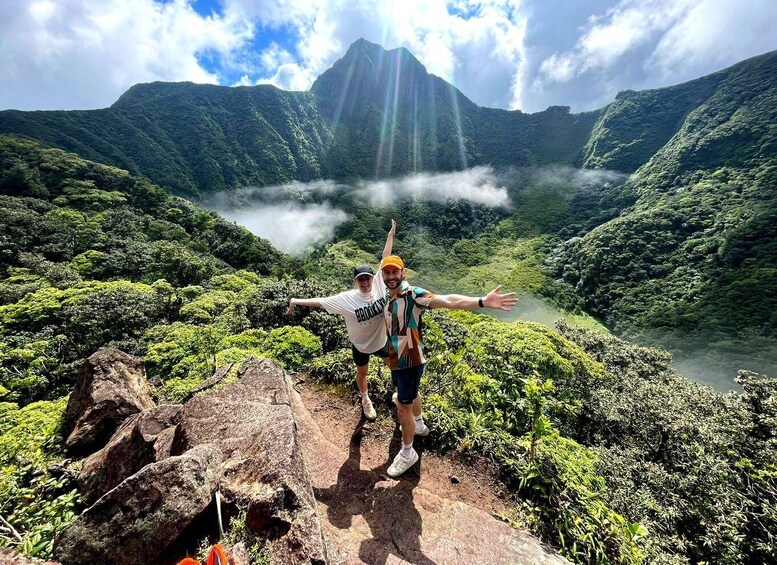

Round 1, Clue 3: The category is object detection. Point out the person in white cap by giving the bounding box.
[286,220,397,420]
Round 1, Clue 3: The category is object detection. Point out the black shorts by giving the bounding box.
[351,343,389,367]
[391,365,424,404]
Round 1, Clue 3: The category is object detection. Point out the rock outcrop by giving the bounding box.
[292,381,572,565]
[63,349,154,453]
[54,349,563,565]
[78,404,182,503]
[54,444,223,565]
[56,355,327,565]
[172,357,328,565]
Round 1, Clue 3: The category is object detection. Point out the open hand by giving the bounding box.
[285,301,295,316]
[389,219,397,236]
[483,285,518,311]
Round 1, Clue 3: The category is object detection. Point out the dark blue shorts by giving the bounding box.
[391,365,424,404]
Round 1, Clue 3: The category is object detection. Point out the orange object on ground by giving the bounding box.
[207,544,228,565]
[177,559,199,565]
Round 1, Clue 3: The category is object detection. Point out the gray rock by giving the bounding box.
[173,357,327,565]
[228,542,250,565]
[63,349,155,454]
[0,548,60,564]
[78,404,182,503]
[54,444,223,565]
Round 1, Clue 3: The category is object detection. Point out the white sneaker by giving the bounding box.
[400,423,430,437]
[361,396,376,420]
[387,448,419,478]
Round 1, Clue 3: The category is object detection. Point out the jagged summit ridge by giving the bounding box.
[1,41,775,196]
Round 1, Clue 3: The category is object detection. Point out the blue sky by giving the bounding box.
[1,0,776,113]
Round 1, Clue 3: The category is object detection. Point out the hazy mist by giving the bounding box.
[353,167,510,207]
[202,167,516,254]
[216,201,348,255]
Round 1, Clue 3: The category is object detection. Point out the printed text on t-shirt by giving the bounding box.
[355,297,387,323]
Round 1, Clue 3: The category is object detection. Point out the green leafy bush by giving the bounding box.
[244,279,348,352]
[304,348,392,399]
[263,326,322,371]
[179,290,237,324]
[0,398,80,558]
[558,322,777,564]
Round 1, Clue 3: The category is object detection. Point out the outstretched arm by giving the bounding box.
[426,285,518,312]
[382,219,397,259]
[285,297,323,316]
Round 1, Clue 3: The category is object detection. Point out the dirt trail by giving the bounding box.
[291,378,570,565]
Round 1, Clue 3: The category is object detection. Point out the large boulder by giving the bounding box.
[54,444,222,565]
[78,404,182,503]
[63,349,155,453]
[173,357,327,565]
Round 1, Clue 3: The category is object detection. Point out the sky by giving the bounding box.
[1,0,775,113]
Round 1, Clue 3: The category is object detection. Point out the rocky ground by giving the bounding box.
[293,378,569,565]
[6,353,569,565]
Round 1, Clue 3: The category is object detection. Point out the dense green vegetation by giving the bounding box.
[0,135,292,401]
[0,138,774,565]
[551,50,777,377]
[1,40,776,564]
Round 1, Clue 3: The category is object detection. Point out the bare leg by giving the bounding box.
[412,394,422,418]
[356,364,368,395]
[397,399,417,446]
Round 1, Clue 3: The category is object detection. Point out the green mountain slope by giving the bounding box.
[551,51,777,373]
[0,39,603,197]
[2,40,773,202]
[0,83,333,196]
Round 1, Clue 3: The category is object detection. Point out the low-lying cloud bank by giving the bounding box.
[202,165,626,255]
[354,167,510,207]
[216,202,348,255]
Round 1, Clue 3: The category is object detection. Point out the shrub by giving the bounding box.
[304,348,393,398]
[0,397,80,559]
[263,326,322,371]
[179,290,237,324]
[244,279,347,351]
[525,431,645,565]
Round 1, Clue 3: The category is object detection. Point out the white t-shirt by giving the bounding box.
[319,270,387,354]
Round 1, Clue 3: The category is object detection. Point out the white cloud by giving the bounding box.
[538,53,575,82]
[218,202,349,255]
[258,42,296,70]
[527,0,777,111]
[256,62,317,91]
[537,0,688,85]
[205,164,623,252]
[0,0,253,110]
[650,0,777,77]
[353,166,510,207]
[227,0,528,109]
[1,0,774,114]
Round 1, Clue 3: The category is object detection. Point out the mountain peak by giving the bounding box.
[311,38,471,120]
